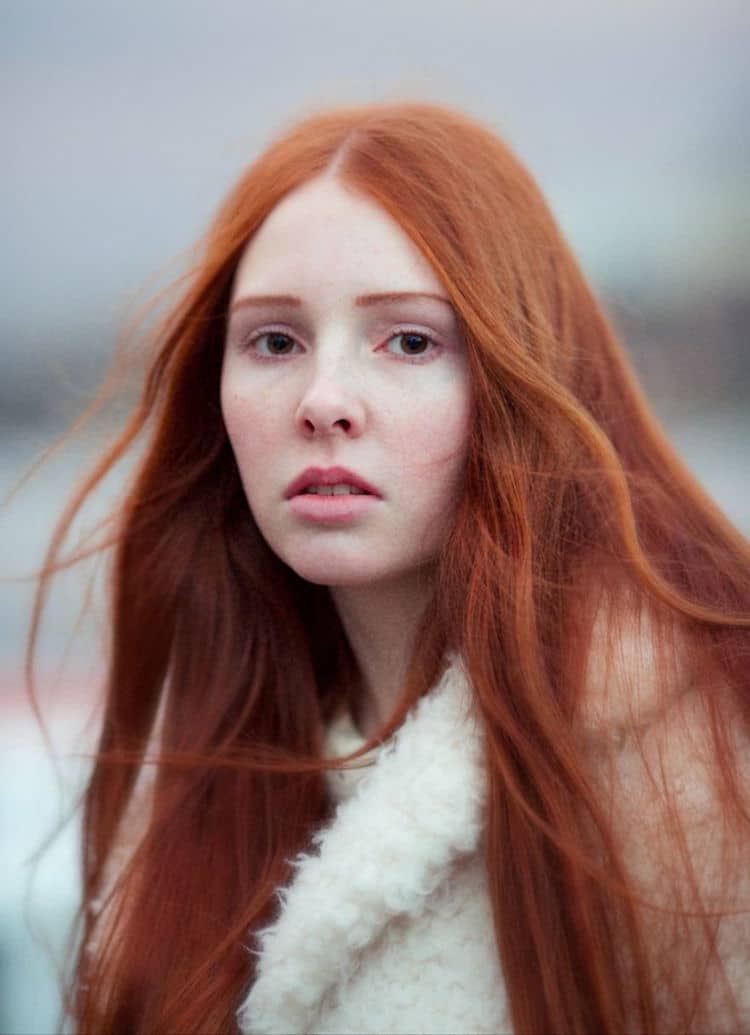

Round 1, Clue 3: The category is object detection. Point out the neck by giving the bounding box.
[329,567,434,739]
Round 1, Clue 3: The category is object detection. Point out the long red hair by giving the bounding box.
[31,102,750,1033]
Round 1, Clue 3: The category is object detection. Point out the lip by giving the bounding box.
[284,466,381,500]
[288,493,380,525]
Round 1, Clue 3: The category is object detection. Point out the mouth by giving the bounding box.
[284,465,382,524]
[284,466,381,500]
[297,485,372,497]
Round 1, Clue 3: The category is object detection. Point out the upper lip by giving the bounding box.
[285,466,381,499]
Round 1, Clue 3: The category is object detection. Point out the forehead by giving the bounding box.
[230,175,446,303]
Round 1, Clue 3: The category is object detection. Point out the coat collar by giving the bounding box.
[237,652,487,1035]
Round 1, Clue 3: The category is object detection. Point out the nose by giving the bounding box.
[294,369,366,439]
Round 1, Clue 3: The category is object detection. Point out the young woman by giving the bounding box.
[34,102,750,1033]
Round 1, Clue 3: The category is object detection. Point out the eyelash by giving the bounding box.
[239,327,443,365]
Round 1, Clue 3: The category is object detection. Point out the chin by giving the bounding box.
[278,546,391,588]
[284,549,433,592]
[288,562,387,588]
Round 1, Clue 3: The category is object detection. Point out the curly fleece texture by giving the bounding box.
[237,653,511,1034]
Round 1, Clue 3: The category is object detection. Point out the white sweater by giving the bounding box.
[237,653,512,1034]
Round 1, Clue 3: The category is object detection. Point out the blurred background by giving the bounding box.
[2,0,748,1030]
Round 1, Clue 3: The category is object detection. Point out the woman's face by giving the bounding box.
[221,175,472,589]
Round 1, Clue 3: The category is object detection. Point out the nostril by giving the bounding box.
[301,415,354,435]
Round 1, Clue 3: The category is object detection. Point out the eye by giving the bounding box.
[384,331,440,363]
[246,331,302,359]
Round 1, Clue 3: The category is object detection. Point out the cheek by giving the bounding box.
[400,397,470,552]
[394,385,472,482]
[221,384,279,482]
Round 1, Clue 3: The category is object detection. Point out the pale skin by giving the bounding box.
[221,174,473,739]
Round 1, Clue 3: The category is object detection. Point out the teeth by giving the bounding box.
[304,484,368,495]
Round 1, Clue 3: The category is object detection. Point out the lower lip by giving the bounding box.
[288,493,381,524]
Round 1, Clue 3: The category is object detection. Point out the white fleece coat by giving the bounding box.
[90,634,749,1031]
[237,653,512,1035]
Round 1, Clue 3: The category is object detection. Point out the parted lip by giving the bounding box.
[284,466,381,499]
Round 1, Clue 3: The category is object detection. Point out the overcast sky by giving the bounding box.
[3,0,749,371]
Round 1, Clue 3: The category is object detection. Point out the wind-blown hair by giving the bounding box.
[32,102,750,1033]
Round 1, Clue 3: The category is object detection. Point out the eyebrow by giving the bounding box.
[229,291,454,315]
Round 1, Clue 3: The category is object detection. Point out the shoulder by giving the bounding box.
[578,591,748,815]
[581,593,694,733]
[579,596,750,1031]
